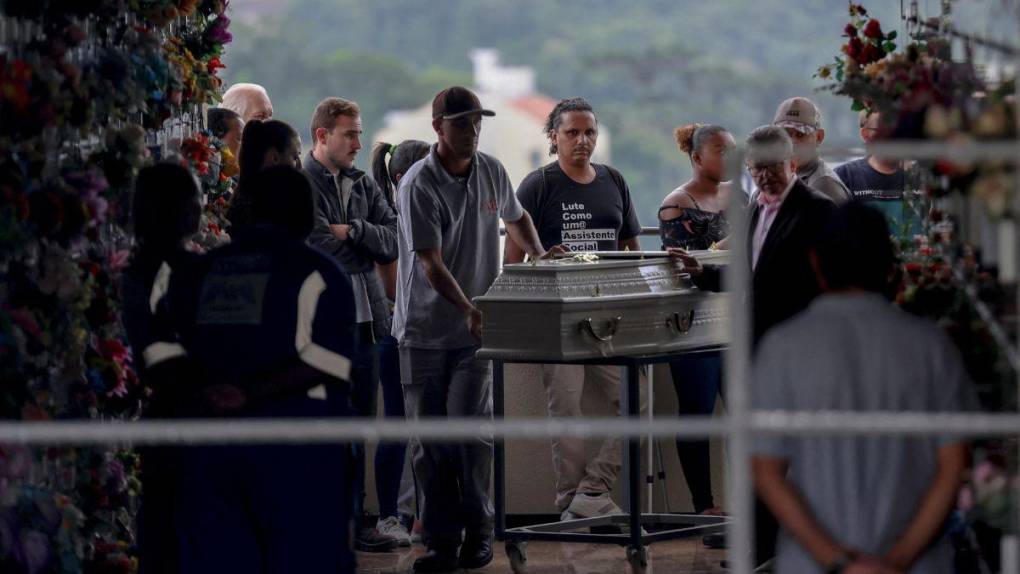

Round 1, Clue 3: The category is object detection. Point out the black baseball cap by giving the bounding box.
[432,86,495,120]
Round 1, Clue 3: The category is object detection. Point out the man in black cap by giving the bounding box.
[393,86,564,573]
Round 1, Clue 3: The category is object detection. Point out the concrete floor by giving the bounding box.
[356,539,728,573]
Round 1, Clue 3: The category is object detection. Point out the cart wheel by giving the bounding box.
[506,541,528,573]
[626,545,648,574]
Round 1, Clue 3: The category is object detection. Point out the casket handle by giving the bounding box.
[667,309,696,336]
[581,316,621,342]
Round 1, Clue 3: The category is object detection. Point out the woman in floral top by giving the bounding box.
[659,123,734,251]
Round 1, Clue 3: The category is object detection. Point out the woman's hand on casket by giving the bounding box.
[667,247,703,276]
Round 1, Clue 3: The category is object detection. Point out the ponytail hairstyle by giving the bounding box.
[237,119,300,194]
[371,139,431,206]
[674,123,729,161]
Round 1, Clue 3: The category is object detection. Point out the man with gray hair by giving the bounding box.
[773,97,851,203]
[220,83,274,123]
[673,126,835,566]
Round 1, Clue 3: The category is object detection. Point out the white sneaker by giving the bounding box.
[565,493,649,535]
[376,516,412,547]
[565,492,623,518]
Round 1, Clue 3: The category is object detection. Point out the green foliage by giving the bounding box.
[222,0,968,224]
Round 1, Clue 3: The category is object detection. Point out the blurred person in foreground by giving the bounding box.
[167,165,359,573]
[752,202,975,574]
[122,163,203,574]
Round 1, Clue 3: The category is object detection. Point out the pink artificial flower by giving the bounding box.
[973,460,997,484]
[0,444,33,479]
[108,249,132,273]
[205,15,233,45]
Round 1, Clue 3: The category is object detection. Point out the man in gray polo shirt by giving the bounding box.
[752,203,975,574]
[773,97,852,204]
[392,86,563,573]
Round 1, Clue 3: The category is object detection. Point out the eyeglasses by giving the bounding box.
[747,161,787,175]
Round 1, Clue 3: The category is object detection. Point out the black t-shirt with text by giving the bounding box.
[516,162,641,252]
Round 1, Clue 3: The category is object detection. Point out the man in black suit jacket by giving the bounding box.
[671,125,834,566]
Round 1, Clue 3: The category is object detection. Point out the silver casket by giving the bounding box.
[475,251,729,361]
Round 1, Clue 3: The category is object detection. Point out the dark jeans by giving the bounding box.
[669,352,778,564]
[174,391,355,573]
[668,351,723,513]
[400,346,494,549]
[351,326,378,522]
[138,446,179,574]
[375,335,407,519]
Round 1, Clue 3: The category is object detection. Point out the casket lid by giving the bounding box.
[480,250,728,302]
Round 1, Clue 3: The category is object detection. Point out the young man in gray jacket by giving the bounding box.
[304,96,401,552]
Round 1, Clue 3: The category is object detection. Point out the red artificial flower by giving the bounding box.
[905,262,923,275]
[855,4,868,16]
[21,402,50,421]
[178,0,201,16]
[206,57,225,75]
[99,338,130,362]
[0,58,33,110]
[2,187,30,222]
[843,37,864,60]
[860,42,883,64]
[80,261,101,277]
[863,19,883,39]
[844,23,858,37]
[10,308,42,340]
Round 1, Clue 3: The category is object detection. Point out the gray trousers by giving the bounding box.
[400,346,494,548]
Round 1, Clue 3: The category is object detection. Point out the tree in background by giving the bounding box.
[223,0,993,226]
